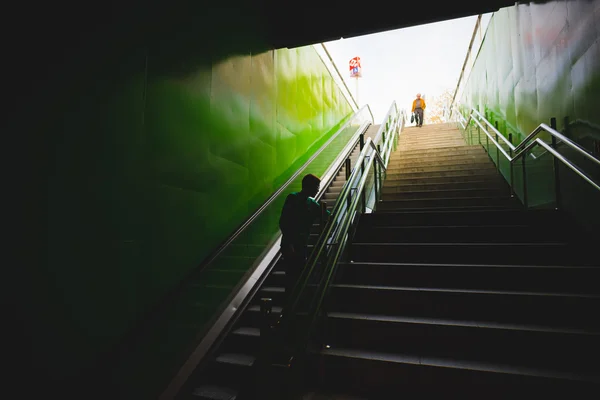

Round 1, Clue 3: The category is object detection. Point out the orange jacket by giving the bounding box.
[411,98,426,112]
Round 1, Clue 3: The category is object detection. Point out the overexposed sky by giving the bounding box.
[324,13,492,122]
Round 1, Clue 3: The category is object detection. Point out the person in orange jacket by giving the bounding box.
[411,93,426,127]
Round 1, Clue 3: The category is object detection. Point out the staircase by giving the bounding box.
[178,125,380,400]
[304,123,600,397]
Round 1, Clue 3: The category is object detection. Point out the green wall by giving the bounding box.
[458,0,600,225]
[460,0,600,146]
[31,28,353,399]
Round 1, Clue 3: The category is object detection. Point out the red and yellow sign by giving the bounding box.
[349,56,362,78]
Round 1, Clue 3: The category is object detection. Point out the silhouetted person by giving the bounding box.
[279,174,330,295]
[412,93,426,127]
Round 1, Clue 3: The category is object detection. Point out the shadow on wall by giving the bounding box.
[17,3,354,398]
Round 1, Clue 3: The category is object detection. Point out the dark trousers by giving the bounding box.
[281,245,307,296]
[415,108,424,126]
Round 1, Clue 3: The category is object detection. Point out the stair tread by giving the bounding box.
[376,205,521,212]
[352,242,567,246]
[192,385,238,400]
[326,312,600,335]
[319,348,597,382]
[338,261,597,269]
[260,286,285,292]
[247,304,283,313]
[330,283,600,298]
[215,353,255,366]
[232,327,260,337]
[380,195,513,201]
[368,208,535,215]
[363,224,529,229]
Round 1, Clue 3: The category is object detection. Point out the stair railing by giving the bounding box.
[262,101,406,398]
[159,105,375,399]
[450,104,600,231]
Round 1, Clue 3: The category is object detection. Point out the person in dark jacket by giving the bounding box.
[279,174,330,294]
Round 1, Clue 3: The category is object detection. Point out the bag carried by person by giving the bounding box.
[410,113,414,123]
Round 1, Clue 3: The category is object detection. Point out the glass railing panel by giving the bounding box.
[364,157,378,212]
[522,144,556,209]
[495,136,512,184]
[554,140,600,233]
[465,121,478,146]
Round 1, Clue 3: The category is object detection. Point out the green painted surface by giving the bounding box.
[37,34,354,398]
[458,0,600,228]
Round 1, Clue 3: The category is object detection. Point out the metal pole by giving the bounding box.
[359,133,364,150]
[522,153,528,208]
[355,77,359,106]
[373,161,379,203]
[345,158,351,180]
[551,117,561,209]
[508,133,515,197]
[494,121,500,169]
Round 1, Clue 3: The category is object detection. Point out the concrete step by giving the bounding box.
[358,209,569,228]
[349,242,593,266]
[352,224,567,244]
[399,142,468,151]
[388,153,489,166]
[335,262,600,293]
[387,157,493,170]
[309,348,590,398]
[385,168,501,181]
[376,196,519,211]
[381,180,507,193]
[323,313,600,374]
[381,187,509,201]
[386,162,496,174]
[401,133,464,139]
[398,135,465,143]
[391,145,483,158]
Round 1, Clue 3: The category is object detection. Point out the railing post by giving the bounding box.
[494,121,500,171]
[359,133,364,150]
[477,122,481,145]
[508,133,515,197]
[361,187,366,214]
[345,158,351,180]
[522,152,529,208]
[551,117,561,210]
[485,122,490,152]
[360,156,366,213]
[373,161,379,207]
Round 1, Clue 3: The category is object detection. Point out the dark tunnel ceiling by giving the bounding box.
[264,0,521,49]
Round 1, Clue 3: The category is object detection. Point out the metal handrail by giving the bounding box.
[454,105,600,167]
[282,105,402,318]
[154,105,374,399]
[267,102,404,395]
[200,105,373,269]
[451,104,600,207]
[313,121,371,203]
[374,102,398,144]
